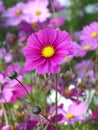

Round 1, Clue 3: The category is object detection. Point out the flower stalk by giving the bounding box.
[55,74,58,130]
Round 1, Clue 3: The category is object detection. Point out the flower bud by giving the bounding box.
[8,71,18,80]
[32,106,41,115]
[35,126,43,130]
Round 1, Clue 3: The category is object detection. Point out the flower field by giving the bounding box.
[0,0,98,130]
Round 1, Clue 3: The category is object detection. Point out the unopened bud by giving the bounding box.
[32,106,41,115]
[8,71,18,80]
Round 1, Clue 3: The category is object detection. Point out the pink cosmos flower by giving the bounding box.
[24,0,51,23]
[0,64,32,103]
[23,28,74,74]
[80,22,98,46]
[0,87,13,103]
[0,84,32,103]
[49,16,65,28]
[81,41,98,52]
[2,2,27,26]
[60,102,88,125]
[2,125,10,130]
[74,42,86,57]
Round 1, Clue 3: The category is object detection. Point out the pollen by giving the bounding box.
[35,10,41,16]
[16,9,22,16]
[83,45,92,50]
[42,46,55,58]
[66,113,74,119]
[65,89,72,95]
[91,31,98,38]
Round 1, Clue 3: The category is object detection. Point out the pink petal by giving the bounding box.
[24,57,45,71]
[72,102,88,116]
[38,28,57,45]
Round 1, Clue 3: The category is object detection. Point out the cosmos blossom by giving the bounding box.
[80,22,98,47]
[24,0,51,23]
[59,86,78,99]
[23,28,74,74]
[0,84,32,103]
[2,2,27,26]
[59,102,88,125]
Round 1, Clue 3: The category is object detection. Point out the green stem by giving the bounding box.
[49,0,55,16]
[55,74,58,130]
[15,78,34,104]
[1,104,9,125]
[2,93,14,126]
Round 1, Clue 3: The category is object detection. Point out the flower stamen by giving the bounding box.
[83,45,92,50]
[65,89,72,95]
[35,10,41,16]
[66,113,74,119]
[16,9,22,16]
[91,32,98,38]
[42,46,55,58]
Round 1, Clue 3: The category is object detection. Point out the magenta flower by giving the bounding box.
[17,120,38,130]
[0,87,13,103]
[91,110,98,119]
[0,84,32,103]
[23,28,74,74]
[60,102,88,125]
[59,86,78,99]
[80,22,98,46]
[9,84,32,102]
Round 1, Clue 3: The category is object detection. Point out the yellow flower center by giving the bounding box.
[16,9,22,16]
[91,32,98,38]
[83,45,92,50]
[11,125,17,130]
[35,10,41,16]
[42,46,55,58]
[31,23,38,28]
[66,113,74,119]
[17,112,24,119]
[65,89,72,95]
